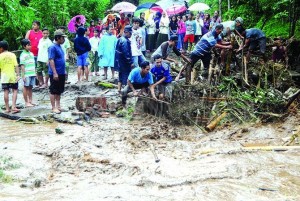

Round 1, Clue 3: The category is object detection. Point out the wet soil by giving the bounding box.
[0,113,300,200]
[0,68,300,200]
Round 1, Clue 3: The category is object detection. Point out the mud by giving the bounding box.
[0,112,300,200]
[0,67,300,200]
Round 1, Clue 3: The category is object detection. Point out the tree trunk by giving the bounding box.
[219,0,222,17]
[228,0,230,11]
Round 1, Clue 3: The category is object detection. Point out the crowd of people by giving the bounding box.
[0,8,289,114]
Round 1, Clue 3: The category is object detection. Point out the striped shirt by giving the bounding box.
[192,31,222,56]
[20,50,36,77]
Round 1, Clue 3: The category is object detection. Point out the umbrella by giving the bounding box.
[188,3,210,12]
[102,13,120,24]
[68,15,86,33]
[166,5,187,16]
[136,2,159,10]
[156,0,185,10]
[134,7,163,19]
[111,2,136,12]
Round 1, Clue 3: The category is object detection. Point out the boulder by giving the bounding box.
[75,96,107,111]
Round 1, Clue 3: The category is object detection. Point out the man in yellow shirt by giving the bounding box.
[0,41,20,113]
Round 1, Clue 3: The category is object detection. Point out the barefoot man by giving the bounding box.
[48,30,67,114]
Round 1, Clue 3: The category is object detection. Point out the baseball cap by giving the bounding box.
[235,17,243,24]
[54,30,67,37]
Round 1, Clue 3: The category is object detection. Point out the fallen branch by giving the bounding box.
[206,112,227,132]
[138,95,171,105]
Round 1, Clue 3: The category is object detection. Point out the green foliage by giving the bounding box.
[0,0,111,50]
[189,0,299,38]
[0,0,36,50]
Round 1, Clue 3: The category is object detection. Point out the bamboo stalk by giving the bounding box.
[205,112,227,132]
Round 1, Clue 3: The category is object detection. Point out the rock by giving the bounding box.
[55,127,64,134]
[75,96,107,111]
[71,111,84,116]
[76,121,84,126]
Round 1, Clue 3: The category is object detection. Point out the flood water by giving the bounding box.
[0,115,300,201]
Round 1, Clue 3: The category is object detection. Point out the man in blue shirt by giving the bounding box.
[48,30,66,114]
[121,61,156,105]
[176,24,232,80]
[238,28,267,63]
[151,54,172,100]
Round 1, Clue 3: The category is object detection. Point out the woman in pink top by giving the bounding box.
[25,20,43,67]
[177,15,186,50]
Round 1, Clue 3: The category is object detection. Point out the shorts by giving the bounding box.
[190,52,211,70]
[2,83,18,90]
[156,83,169,95]
[49,74,66,95]
[77,52,89,67]
[184,34,195,43]
[118,71,130,86]
[23,76,36,87]
[249,37,266,54]
[37,61,48,76]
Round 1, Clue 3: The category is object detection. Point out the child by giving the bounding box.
[0,41,20,113]
[20,39,36,107]
[74,27,91,83]
[37,28,52,88]
[89,29,100,76]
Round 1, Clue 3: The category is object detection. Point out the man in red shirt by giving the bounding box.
[25,20,43,69]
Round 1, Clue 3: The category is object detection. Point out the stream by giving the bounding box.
[0,113,299,200]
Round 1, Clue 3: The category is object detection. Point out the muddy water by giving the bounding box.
[0,116,300,201]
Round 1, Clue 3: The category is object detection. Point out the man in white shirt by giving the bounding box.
[89,29,101,76]
[130,18,146,68]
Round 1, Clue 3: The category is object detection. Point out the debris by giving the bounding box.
[55,127,64,134]
[206,112,227,132]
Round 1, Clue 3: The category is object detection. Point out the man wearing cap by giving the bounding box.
[152,35,190,65]
[48,30,67,114]
[115,25,134,94]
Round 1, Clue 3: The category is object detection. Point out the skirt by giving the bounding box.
[146,34,155,52]
[156,33,169,49]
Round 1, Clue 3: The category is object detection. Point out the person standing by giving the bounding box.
[169,15,178,37]
[57,26,71,83]
[115,25,134,94]
[37,28,52,88]
[202,14,211,36]
[48,30,67,114]
[130,18,146,68]
[98,26,117,80]
[89,29,101,76]
[194,13,204,44]
[74,27,91,83]
[177,15,186,51]
[0,41,20,114]
[146,13,156,52]
[184,13,196,53]
[156,12,169,49]
[20,39,36,107]
[154,12,162,43]
[88,20,96,39]
[25,20,43,70]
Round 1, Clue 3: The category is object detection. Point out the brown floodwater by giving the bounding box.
[0,116,300,201]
